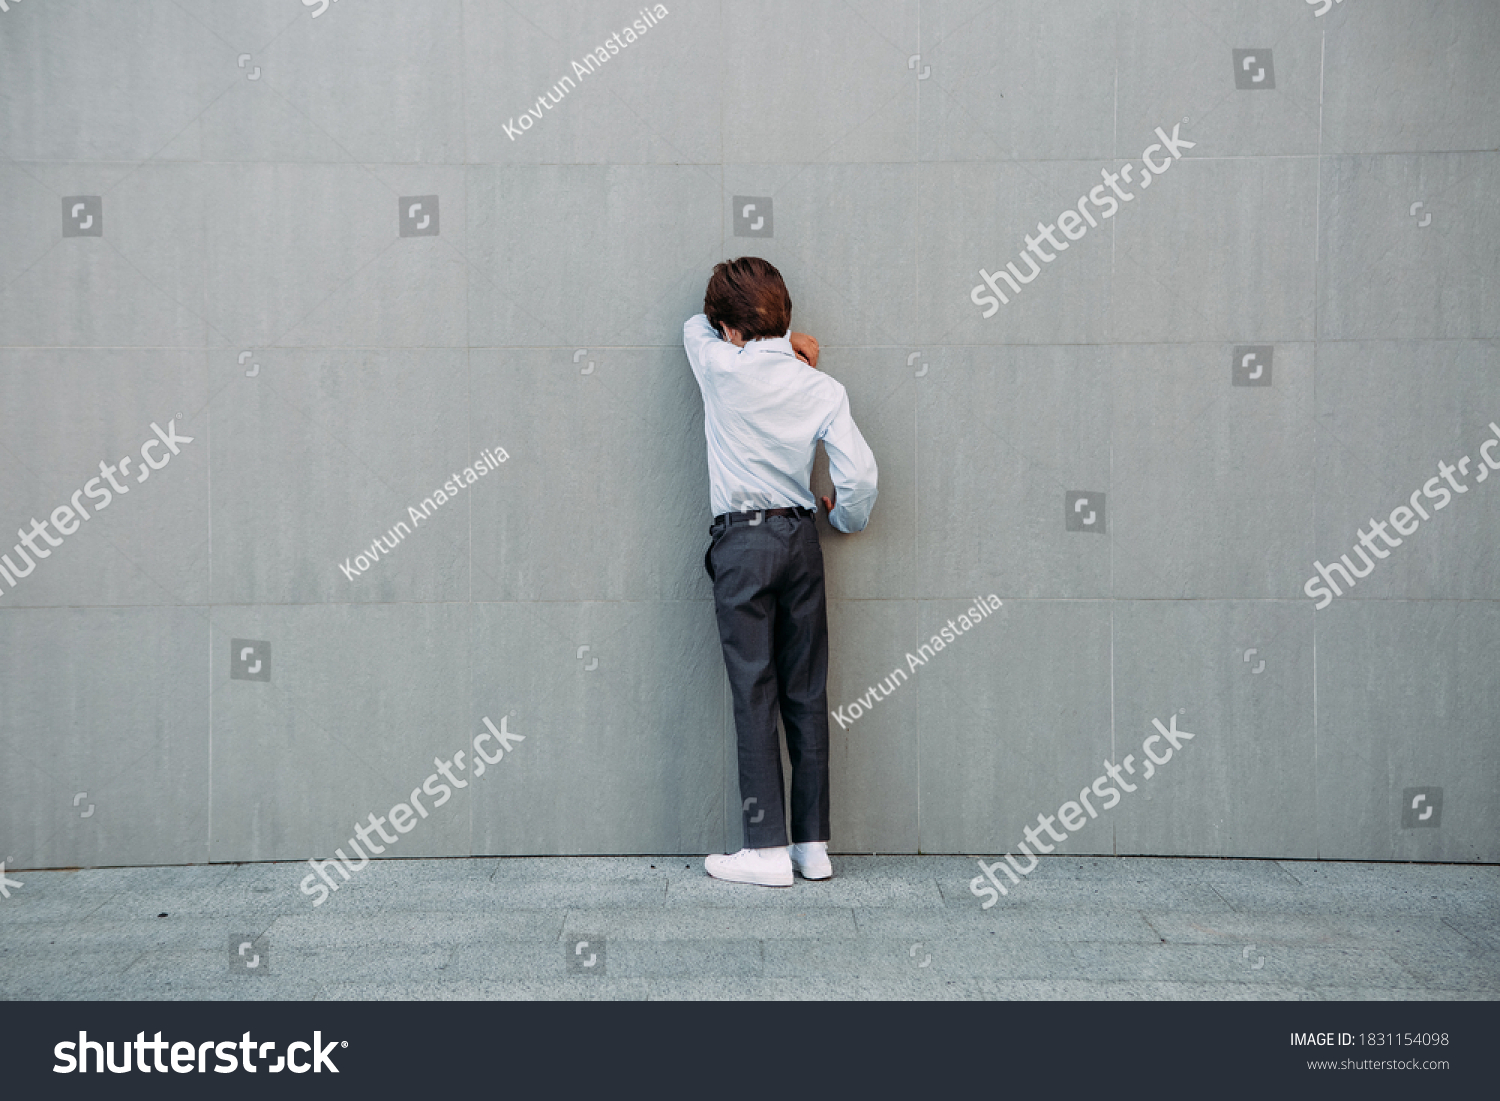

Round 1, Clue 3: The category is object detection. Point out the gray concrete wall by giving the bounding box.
[1,0,1495,872]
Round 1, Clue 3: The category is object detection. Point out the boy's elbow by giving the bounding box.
[832,487,877,534]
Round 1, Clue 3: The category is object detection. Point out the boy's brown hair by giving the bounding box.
[703,257,792,342]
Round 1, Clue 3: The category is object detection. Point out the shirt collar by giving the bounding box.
[738,332,795,359]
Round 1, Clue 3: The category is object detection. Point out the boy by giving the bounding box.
[683,257,878,886]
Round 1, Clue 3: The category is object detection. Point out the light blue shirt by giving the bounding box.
[683,314,878,534]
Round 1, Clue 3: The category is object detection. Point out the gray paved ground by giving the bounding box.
[1,856,1496,1000]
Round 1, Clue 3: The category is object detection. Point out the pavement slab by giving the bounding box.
[0,856,1494,1000]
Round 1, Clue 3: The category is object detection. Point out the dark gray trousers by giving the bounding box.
[704,512,831,849]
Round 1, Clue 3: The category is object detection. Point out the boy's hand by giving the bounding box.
[820,491,836,514]
[790,331,819,368]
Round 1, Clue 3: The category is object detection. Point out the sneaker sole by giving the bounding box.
[792,865,832,880]
[706,869,793,887]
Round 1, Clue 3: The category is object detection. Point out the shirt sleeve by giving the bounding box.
[683,314,726,381]
[819,387,878,533]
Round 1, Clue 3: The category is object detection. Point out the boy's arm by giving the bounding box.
[683,313,728,379]
[820,389,878,533]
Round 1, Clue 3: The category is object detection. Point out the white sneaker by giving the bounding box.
[789,841,832,880]
[704,846,793,887]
